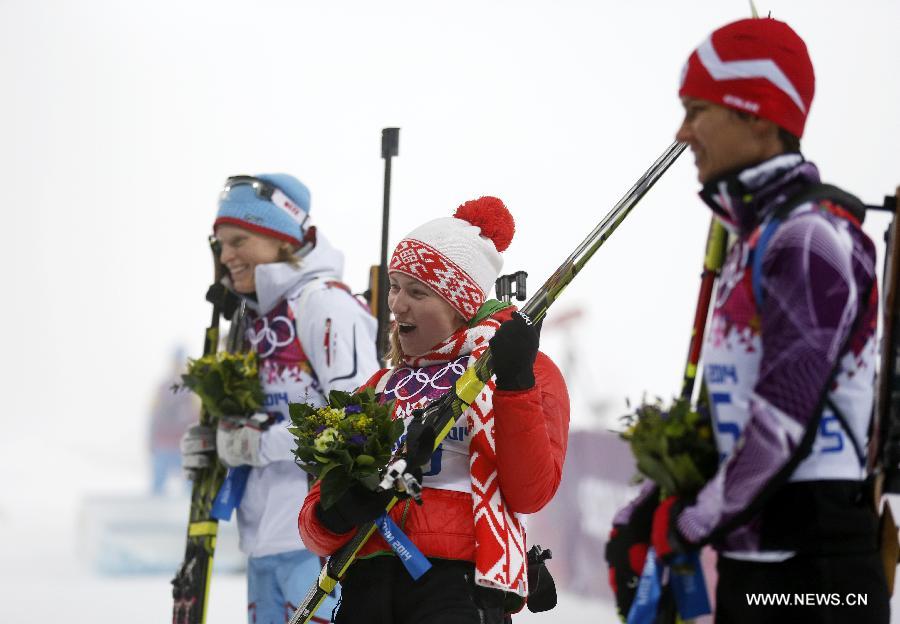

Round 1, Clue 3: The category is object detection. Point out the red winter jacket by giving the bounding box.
[298,351,569,562]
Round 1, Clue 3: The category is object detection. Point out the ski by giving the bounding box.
[288,140,687,624]
[172,238,247,624]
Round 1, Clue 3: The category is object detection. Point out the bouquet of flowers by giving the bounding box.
[618,397,719,622]
[176,351,264,420]
[290,388,402,510]
[619,396,718,498]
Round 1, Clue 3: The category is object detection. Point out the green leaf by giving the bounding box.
[295,446,317,462]
[389,419,405,444]
[289,402,315,422]
[295,460,320,478]
[333,449,354,466]
[328,390,353,408]
[318,461,341,481]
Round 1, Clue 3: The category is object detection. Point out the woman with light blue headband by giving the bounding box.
[181,173,380,624]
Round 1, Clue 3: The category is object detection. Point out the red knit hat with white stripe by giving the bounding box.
[389,196,515,321]
[679,17,815,138]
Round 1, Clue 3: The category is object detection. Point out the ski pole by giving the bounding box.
[680,219,727,401]
[289,140,687,624]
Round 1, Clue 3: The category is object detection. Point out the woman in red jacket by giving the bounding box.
[298,196,569,624]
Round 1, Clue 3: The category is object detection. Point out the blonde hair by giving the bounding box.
[276,243,301,267]
[387,324,403,367]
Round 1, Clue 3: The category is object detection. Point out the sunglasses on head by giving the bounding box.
[220,175,309,229]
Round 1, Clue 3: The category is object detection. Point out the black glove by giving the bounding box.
[404,409,436,470]
[489,312,540,391]
[526,545,557,613]
[314,483,394,535]
[206,283,241,320]
[605,486,659,621]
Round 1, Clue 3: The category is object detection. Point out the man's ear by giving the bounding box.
[751,115,781,142]
[747,115,786,157]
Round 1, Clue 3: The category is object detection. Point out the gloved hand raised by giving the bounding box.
[488,312,541,391]
[315,483,395,535]
[180,424,216,481]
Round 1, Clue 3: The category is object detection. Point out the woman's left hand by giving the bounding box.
[489,312,541,391]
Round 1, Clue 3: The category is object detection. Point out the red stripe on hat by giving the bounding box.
[213,217,302,247]
[389,238,484,320]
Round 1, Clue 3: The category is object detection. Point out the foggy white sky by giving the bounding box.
[1,0,898,516]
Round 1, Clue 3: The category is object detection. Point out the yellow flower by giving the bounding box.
[321,407,346,427]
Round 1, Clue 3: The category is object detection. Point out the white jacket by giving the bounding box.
[231,230,380,558]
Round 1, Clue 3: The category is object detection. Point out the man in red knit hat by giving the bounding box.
[607,17,890,623]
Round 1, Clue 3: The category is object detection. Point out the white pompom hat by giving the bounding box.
[389,196,515,320]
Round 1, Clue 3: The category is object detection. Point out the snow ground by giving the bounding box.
[3,442,897,623]
[0,417,617,622]
[8,502,900,623]
[1,496,615,623]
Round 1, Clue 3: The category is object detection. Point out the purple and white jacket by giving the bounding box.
[677,154,879,560]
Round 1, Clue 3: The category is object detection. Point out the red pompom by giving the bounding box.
[453,196,515,253]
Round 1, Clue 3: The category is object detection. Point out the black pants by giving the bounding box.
[334,556,507,624]
[715,552,889,624]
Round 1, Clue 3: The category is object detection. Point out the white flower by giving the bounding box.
[314,427,342,453]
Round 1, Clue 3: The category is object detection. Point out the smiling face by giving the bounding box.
[388,272,465,358]
[216,224,285,293]
[675,97,783,184]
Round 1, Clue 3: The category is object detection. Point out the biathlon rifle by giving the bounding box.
[865,187,900,592]
[288,141,688,624]
[368,128,399,362]
[871,189,900,490]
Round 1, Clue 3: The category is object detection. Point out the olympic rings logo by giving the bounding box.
[247,315,296,358]
[385,356,469,403]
